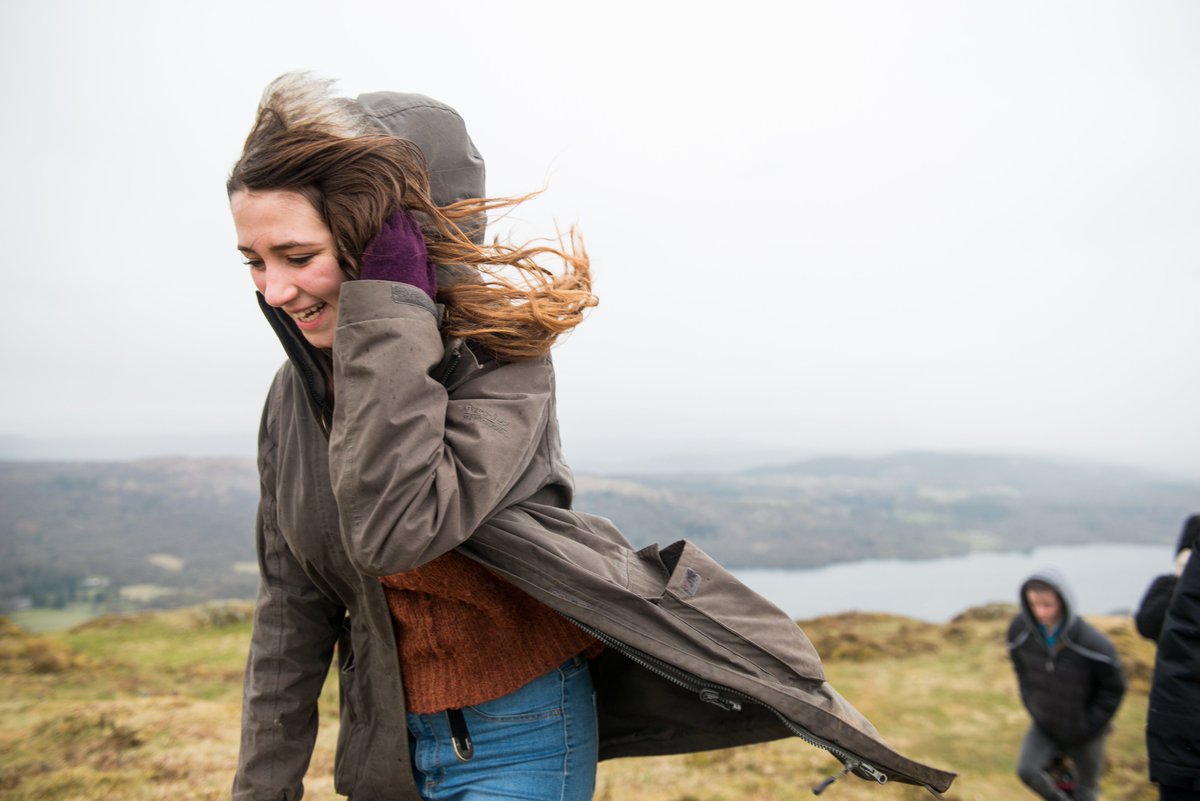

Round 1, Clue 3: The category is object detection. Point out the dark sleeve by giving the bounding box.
[1085,644,1126,737]
[1135,574,1178,641]
[233,393,345,801]
[1005,617,1032,709]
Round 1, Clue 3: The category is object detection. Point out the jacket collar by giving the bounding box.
[257,291,333,434]
[257,265,484,434]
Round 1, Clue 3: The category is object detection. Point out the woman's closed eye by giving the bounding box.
[239,254,315,269]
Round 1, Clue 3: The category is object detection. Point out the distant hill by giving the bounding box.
[1,452,1194,613]
[574,451,1196,567]
[0,459,260,613]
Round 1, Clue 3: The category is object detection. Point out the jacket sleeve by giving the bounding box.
[1006,617,1033,711]
[233,396,345,801]
[1084,639,1126,738]
[328,280,554,576]
[1134,574,1177,641]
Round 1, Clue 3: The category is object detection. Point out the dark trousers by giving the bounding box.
[1017,724,1106,801]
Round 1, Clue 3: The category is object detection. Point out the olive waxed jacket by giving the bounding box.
[231,90,954,801]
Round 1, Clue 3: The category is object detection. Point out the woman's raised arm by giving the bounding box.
[328,280,556,576]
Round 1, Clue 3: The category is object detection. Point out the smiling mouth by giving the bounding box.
[294,302,326,323]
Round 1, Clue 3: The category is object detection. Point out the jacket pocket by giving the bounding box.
[656,540,825,684]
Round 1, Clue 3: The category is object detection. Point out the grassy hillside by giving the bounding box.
[0,603,1162,801]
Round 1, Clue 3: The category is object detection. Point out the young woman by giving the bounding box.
[228,73,954,801]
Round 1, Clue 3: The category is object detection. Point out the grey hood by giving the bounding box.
[356,90,487,244]
[1019,566,1078,632]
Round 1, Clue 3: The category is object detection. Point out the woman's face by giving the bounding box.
[231,189,346,349]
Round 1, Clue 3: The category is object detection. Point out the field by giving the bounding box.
[0,603,1161,801]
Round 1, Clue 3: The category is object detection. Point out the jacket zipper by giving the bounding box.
[567,618,932,796]
[436,348,463,387]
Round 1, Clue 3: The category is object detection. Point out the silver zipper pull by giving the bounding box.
[856,762,888,784]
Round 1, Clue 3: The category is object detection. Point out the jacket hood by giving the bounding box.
[1019,566,1078,631]
[356,90,486,245]
[259,90,488,424]
[1176,513,1200,554]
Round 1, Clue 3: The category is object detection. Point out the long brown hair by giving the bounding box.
[227,77,595,361]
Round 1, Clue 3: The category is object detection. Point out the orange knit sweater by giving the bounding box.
[379,550,601,713]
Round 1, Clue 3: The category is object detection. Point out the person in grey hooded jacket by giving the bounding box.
[227,72,955,801]
[1007,568,1126,801]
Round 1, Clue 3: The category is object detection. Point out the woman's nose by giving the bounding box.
[259,263,299,308]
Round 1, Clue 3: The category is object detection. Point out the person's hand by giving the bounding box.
[359,209,437,300]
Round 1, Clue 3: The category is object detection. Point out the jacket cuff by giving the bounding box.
[337,280,438,325]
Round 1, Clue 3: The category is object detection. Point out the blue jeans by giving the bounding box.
[406,656,598,801]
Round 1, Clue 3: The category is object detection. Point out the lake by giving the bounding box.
[733,543,1175,623]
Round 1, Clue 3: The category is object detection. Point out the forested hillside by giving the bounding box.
[0,460,259,613]
[579,452,1196,567]
[1,452,1193,616]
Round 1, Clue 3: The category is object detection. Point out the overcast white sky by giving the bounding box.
[2,1,1198,476]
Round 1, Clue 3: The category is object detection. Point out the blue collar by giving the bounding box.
[1037,621,1063,648]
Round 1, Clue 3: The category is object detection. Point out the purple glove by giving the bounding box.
[359,209,437,300]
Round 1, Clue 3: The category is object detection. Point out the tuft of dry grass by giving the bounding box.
[0,622,90,676]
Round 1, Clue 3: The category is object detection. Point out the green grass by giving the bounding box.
[0,604,1164,801]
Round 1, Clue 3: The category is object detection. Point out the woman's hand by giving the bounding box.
[359,209,437,300]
